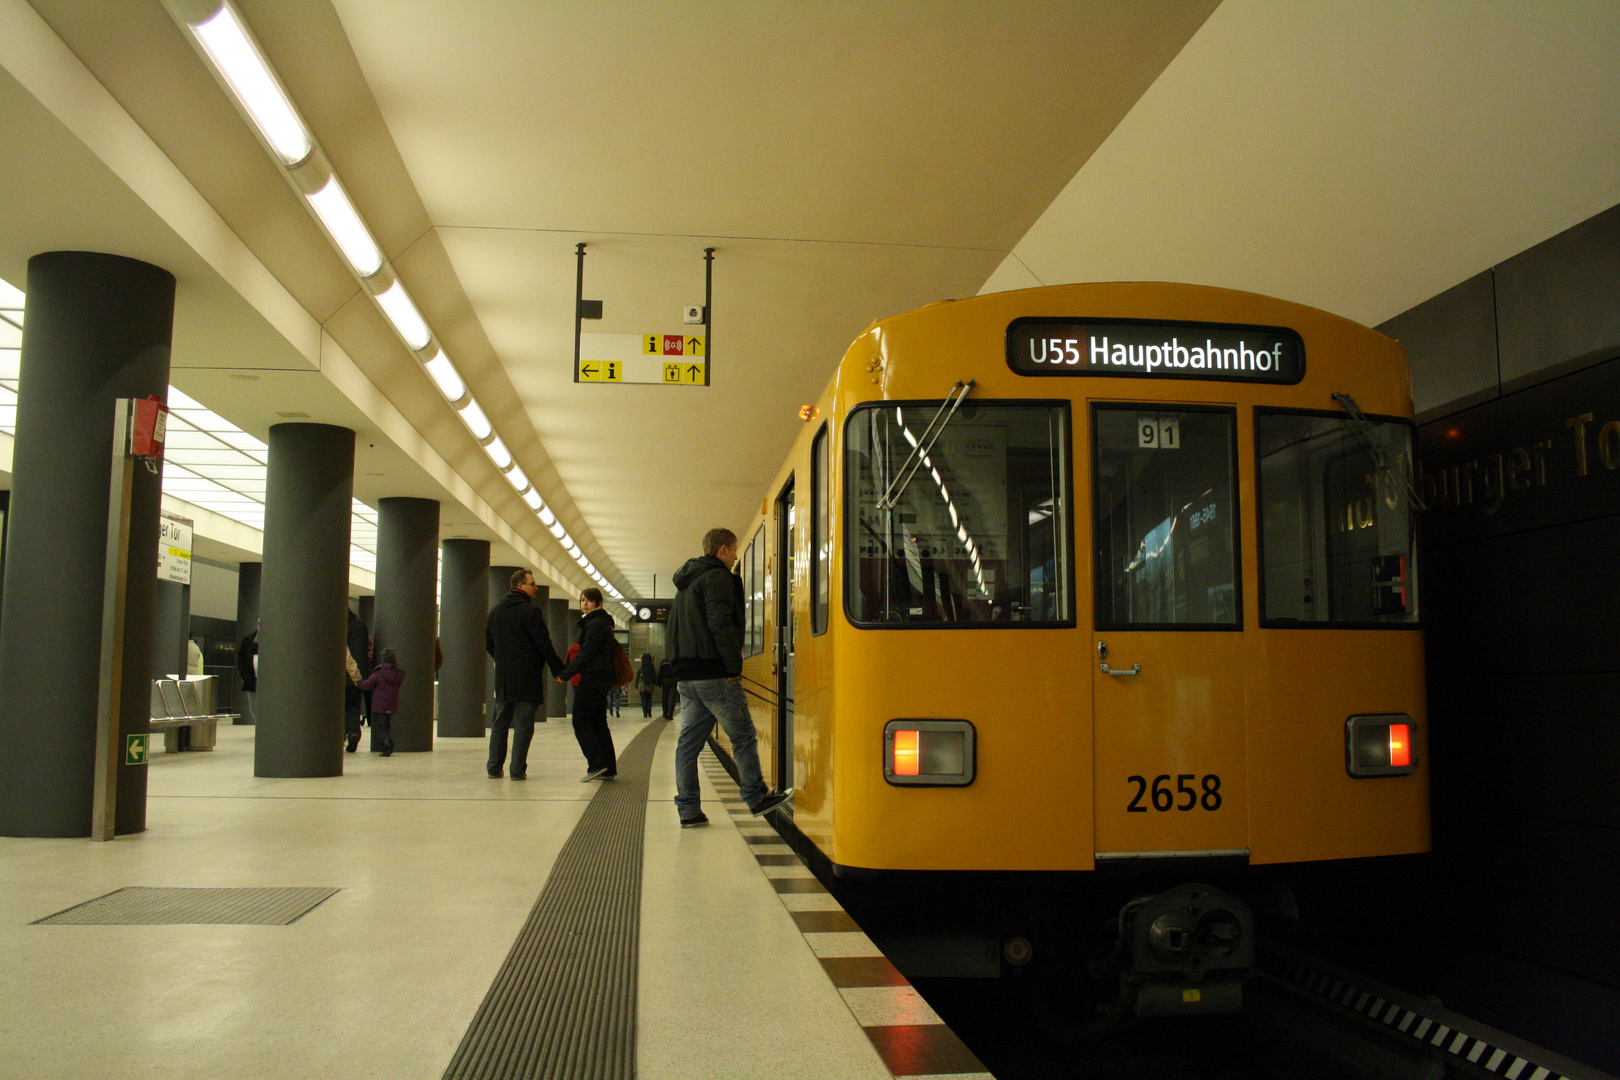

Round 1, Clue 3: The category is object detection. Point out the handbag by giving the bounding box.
[610,640,635,689]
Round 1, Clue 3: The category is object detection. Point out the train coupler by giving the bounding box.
[1116,882,1255,1018]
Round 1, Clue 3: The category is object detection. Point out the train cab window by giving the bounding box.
[1092,405,1239,629]
[845,402,1070,626]
[811,424,831,635]
[1256,409,1419,626]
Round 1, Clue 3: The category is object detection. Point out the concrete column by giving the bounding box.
[151,579,190,680]
[372,497,439,752]
[487,565,520,726]
[356,594,375,629]
[255,423,354,778]
[529,583,560,721]
[0,251,174,837]
[439,539,489,737]
[548,598,572,717]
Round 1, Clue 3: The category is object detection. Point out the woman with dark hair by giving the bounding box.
[635,653,658,718]
[556,587,618,781]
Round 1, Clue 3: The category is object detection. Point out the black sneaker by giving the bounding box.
[581,767,610,782]
[749,789,794,816]
[680,813,710,828]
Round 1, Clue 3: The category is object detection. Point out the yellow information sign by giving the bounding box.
[662,361,707,385]
[577,360,623,383]
[643,334,706,357]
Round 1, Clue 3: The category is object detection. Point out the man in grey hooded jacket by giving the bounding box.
[667,527,791,827]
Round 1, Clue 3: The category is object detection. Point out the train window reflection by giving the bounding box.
[845,402,1070,626]
[1093,405,1239,629]
[1256,409,1419,626]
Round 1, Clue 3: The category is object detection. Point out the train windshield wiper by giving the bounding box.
[1332,392,1426,512]
[876,380,975,511]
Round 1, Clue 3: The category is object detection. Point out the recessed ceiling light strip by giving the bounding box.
[163,0,622,603]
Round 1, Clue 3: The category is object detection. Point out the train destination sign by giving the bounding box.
[1007,318,1304,384]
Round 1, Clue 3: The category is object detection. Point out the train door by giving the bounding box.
[775,479,795,791]
[1088,404,1248,859]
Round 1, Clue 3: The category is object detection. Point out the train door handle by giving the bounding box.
[1095,641,1140,675]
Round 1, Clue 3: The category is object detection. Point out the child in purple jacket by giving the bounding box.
[357,649,405,757]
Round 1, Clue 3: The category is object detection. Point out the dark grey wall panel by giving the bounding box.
[1495,201,1620,388]
[1378,270,1498,419]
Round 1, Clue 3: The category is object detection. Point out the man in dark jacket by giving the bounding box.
[556,587,618,781]
[667,527,791,826]
[485,569,564,779]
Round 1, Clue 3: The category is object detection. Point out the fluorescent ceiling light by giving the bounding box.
[483,436,512,471]
[506,463,529,492]
[522,488,543,510]
[306,176,382,276]
[422,350,466,403]
[192,4,311,165]
[375,281,430,350]
[457,398,493,441]
[568,544,582,559]
[538,505,556,527]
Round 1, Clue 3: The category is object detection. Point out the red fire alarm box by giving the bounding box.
[132,395,167,459]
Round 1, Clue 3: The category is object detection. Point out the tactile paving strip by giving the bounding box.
[32,886,338,925]
[440,719,662,1080]
[703,751,996,1079]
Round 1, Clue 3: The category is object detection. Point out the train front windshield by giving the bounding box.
[846,402,1070,625]
[1256,409,1419,626]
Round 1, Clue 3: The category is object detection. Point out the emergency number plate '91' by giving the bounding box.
[1007,318,1304,385]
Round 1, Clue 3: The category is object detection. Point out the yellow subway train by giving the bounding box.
[724,281,1429,1016]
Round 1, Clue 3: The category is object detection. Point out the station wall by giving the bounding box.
[1383,199,1620,987]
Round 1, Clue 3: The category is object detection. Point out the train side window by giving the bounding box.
[749,522,766,653]
[844,401,1071,627]
[1255,408,1419,627]
[811,423,831,635]
[1092,405,1240,629]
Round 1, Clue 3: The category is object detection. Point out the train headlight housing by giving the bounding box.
[884,720,976,786]
[1345,714,1417,777]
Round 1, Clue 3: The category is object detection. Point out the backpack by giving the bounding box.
[610,640,635,689]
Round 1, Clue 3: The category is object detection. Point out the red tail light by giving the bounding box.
[893,730,920,776]
[1388,724,1411,768]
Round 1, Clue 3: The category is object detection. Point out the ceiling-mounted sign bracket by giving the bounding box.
[573,242,603,384]
[701,247,713,386]
[573,245,716,385]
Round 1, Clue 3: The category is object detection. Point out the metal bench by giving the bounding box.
[149,680,235,752]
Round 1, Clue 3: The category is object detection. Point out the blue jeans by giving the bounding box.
[488,699,541,776]
[674,678,768,817]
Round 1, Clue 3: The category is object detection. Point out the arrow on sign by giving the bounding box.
[686,364,702,380]
[580,364,598,378]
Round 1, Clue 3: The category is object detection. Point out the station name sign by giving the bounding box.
[1007,317,1304,384]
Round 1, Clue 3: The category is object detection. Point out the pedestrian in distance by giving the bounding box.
[635,652,657,718]
[667,527,792,827]
[556,587,618,782]
[357,648,404,756]
[485,569,565,780]
[236,625,258,722]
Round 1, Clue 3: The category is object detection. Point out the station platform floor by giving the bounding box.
[1,714,992,1079]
